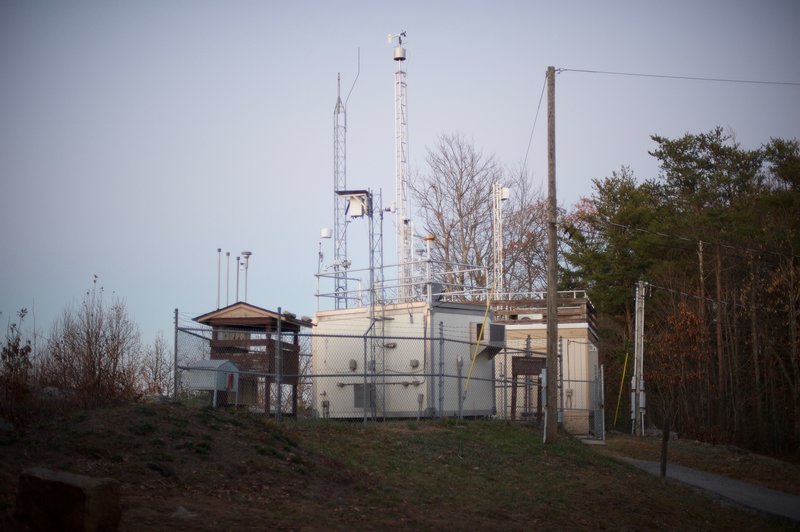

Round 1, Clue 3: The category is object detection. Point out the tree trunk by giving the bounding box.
[750,257,763,426]
[697,240,705,321]
[715,245,725,432]
[660,414,670,479]
[787,258,800,447]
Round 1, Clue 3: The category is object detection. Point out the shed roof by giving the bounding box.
[193,302,311,332]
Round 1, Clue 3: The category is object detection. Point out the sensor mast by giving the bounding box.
[389,31,412,301]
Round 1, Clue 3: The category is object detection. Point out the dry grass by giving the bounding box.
[1,404,797,531]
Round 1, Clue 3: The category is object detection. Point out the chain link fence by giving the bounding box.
[175,325,604,439]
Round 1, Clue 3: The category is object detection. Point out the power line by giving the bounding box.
[646,282,745,310]
[640,281,792,318]
[559,68,800,87]
[591,216,800,262]
[522,74,548,170]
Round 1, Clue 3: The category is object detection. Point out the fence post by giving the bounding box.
[524,335,531,417]
[276,307,283,422]
[599,365,606,440]
[558,336,564,425]
[501,349,507,420]
[173,308,179,401]
[363,336,368,427]
[457,355,463,420]
[438,321,444,418]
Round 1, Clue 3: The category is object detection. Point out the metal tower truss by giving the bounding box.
[492,183,509,293]
[391,31,413,302]
[366,190,386,419]
[333,74,349,308]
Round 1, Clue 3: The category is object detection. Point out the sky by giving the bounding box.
[1,0,799,346]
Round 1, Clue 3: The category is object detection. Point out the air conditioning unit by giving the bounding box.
[470,322,506,358]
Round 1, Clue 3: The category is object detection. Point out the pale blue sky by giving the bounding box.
[2,1,799,345]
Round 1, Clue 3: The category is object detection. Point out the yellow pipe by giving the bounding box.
[463,278,496,400]
[613,352,629,427]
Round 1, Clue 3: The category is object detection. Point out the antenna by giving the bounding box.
[225,251,231,306]
[235,256,241,302]
[216,248,222,309]
[333,50,360,309]
[390,30,412,300]
[492,184,510,294]
[241,251,252,302]
[387,31,406,45]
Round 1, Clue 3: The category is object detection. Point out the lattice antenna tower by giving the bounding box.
[492,183,510,293]
[388,31,413,301]
[333,74,347,308]
[333,54,360,309]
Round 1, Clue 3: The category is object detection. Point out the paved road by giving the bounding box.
[619,457,800,523]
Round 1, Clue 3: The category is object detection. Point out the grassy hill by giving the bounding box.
[1,402,797,530]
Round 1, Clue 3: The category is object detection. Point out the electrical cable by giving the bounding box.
[586,215,800,262]
[522,73,548,171]
[560,68,800,87]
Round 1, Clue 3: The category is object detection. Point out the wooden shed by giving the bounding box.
[193,302,312,416]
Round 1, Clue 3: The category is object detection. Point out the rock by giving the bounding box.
[142,394,169,404]
[171,506,196,520]
[145,462,176,478]
[15,467,121,531]
[39,386,67,400]
[0,417,14,432]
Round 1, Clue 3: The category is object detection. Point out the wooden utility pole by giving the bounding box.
[545,66,558,443]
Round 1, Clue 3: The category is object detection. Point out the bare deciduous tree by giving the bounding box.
[503,167,548,292]
[140,333,173,396]
[40,279,141,406]
[1,309,32,421]
[410,133,547,295]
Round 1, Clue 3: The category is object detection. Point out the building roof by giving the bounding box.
[193,302,312,332]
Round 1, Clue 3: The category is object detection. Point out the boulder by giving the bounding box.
[15,467,121,531]
[0,416,14,432]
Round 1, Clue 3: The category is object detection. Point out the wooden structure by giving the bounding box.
[193,303,311,416]
[492,291,598,334]
[509,356,545,421]
[492,291,602,436]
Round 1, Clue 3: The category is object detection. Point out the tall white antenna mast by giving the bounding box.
[389,30,412,301]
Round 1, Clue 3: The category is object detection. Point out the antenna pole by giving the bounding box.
[216,248,221,309]
[391,31,412,301]
[235,256,241,302]
[225,252,231,306]
[241,252,252,303]
[334,73,348,308]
